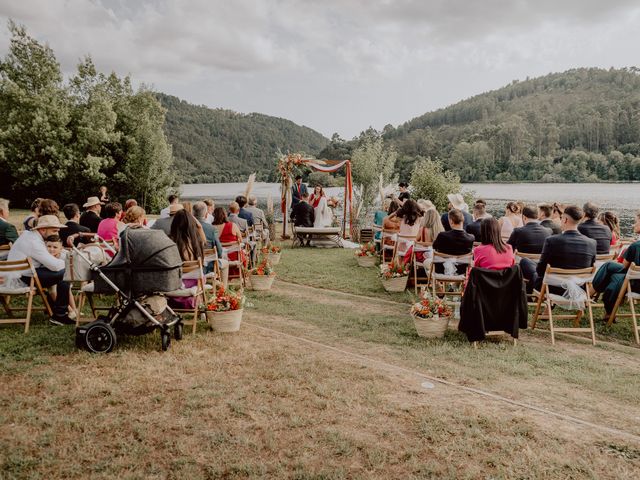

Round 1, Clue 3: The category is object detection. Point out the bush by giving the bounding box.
[410,157,464,211]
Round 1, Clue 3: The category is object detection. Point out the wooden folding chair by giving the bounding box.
[0,244,11,260]
[429,251,473,308]
[381,228,397,263]
[606,263,640,344]
[392,234,415,260]
[594,252,616,270]
[372,225,382,252]
[531,265,597,345]
[203,248,225,289]
[0,258,38,333]
[222,241,246,287]
[165,259,209,334]
[515,251,542,306]
[412,241,432,295]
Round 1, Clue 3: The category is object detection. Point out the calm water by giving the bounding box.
[180,182,639,235]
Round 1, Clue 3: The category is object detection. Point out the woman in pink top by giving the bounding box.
[474,217,515,270]
[97,202,124,245]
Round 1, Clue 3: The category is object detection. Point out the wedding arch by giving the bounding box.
[278,153,353,239]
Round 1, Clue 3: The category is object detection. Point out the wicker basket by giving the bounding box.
[268,252,281,265]
[381,275,408,292]
[413,313,450,338]
[206,309,243,332]
[356,255,376,268]
[249,274,276,291]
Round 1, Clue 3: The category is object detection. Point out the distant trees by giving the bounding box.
[385,68,640,183]
[0,22,175,210]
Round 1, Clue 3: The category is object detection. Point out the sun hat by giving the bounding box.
[83,196,103,208]
[33,215,67,229]
[169,203,184,215]
[447,193,467,210]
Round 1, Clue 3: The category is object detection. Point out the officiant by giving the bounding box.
[291,175,308,208]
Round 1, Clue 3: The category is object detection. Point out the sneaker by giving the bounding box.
[49,315,75,326]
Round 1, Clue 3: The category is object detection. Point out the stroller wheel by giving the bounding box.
[161,330,171,351]
[174,322,183,341]
[85,322,116,353]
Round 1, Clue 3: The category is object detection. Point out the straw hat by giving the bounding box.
[83,196,103,208]
[169,203,184,215]
[447,193,467,210]
[33,215,67,230]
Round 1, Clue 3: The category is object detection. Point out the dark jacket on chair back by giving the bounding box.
[577,219,612,254]
[507,222,552,254]
[460,265,528,342]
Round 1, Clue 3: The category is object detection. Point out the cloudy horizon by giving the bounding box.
[1,0,639,139]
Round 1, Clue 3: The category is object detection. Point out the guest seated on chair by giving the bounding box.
[465,202,486,242]
[7,215,74,325]
[97,202,124,244]
[160,194,180,219]
[578,202,612,254]
[228,202,248,234]
[441,194,473,231]
[593,210,640,321]
[235,196,255,227]
[538,203,562,235]
[60,203,91,247]
[122,206,147,229]
[151,203,183,236]
[382,199,402,231]
[23,198,42,231]
[213,207,246,267]
[474,218,515,270]
[507,205,552,254]
[245,196,268,233]
[432,208,475,273]
[193,201,223,259]
[0,198,18,247]
[80,196,104,233]
[598,211,620,247]
[520,205,597,293]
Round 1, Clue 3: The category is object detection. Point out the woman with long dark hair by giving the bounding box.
[170,209,204,262]
[598,211,620,246]
[474,217,515,270]
[395,199,423,255]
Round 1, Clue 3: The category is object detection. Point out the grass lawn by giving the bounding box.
[1,236,640,478]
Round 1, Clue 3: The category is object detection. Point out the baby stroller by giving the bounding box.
[74,228,184,353]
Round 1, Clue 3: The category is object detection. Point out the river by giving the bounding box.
[180,182,639,235]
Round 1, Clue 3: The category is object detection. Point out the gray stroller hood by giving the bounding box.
[93,228,183,295]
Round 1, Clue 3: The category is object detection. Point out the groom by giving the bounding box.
[291,175,308,208]
[291,193,315,246]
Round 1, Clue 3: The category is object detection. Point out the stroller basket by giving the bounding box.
[93,228,182,295]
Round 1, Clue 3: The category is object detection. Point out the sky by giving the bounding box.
[1,0,639,139]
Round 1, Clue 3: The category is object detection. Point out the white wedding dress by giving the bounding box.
[313,197,333,228]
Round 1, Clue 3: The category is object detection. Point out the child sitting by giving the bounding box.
[45,235,77,320]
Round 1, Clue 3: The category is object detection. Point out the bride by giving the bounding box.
[310,186,333,228]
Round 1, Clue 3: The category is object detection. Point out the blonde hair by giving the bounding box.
[421,208,444,240]
[123,206,145,224]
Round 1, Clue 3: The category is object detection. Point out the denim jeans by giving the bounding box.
[22,268,70,317]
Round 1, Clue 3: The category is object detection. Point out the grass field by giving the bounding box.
[1,233,640,478]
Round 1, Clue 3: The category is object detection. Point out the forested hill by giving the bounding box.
[384,67,640,182]
[157,93,329,183]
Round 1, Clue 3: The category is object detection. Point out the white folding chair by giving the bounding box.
[606,263,640,344]
[532,266,597,345]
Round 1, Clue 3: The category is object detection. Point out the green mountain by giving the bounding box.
[384,67,640,182]
[157,93,329,183]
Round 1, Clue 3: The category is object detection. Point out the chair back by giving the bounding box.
[515,250,541,264]
[0,258,35,277]
[627,263,640,280]
[203,248,219,262]
[596,252,616,262]
[393,234,415,258]
[542,265,596,283]
[0,244,10,261]
[413,241,433,253]
[432,251,473,265]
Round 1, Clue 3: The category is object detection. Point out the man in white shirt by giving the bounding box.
[8,215,74,325]
[159,194,180,219]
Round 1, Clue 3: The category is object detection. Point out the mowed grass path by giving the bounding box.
[1,242,640,478]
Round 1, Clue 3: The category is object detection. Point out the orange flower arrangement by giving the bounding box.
[249,258,275,276]
[410,293,452,319]
[379,260,409,279]
[206,286,245,312]
[356,242,376,257]
[260,245,281,254]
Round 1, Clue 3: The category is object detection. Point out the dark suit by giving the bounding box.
[0,218,18,245]
[507,221,552,254]
[525,230,597,292]
[238,208,254,227]
[291,201,314,227]
[540,219,561,235]
[432,228,475,274]
[60,221,90,246]
[441,211,474,231]
[198,218,223,259]
[465,219,482,242]
[79,210,102,233]
[578,219,612,254]
[291,182,309,207]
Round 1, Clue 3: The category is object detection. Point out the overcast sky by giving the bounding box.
[1,0,639,138]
